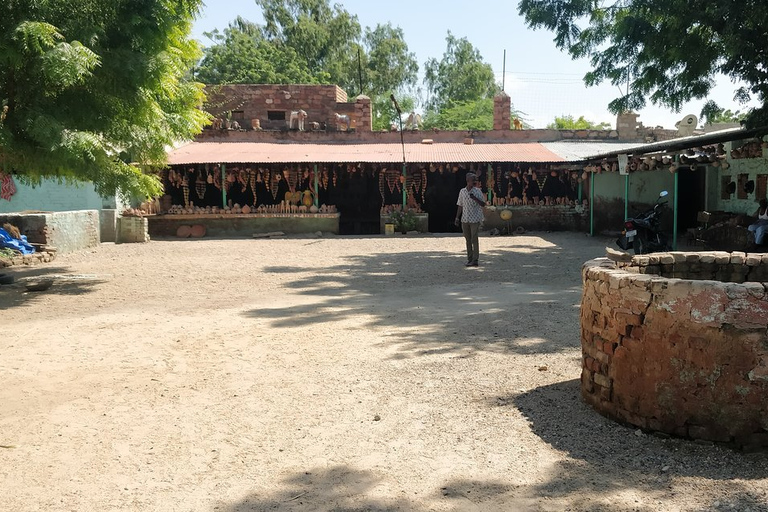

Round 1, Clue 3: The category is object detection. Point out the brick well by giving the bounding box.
[581,254,768,450]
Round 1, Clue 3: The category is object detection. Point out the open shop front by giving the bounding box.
[160,141,591,236]
[583,127,768,251]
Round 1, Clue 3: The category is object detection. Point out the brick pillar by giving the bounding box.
[616,113,640,141]
[493,92,511,130]
[355,95,372,132]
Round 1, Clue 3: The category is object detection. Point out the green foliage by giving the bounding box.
[196,18,322,85]
[424,32,498,112]
[422,98,495,131]
[372,94,415,132]
[363,23,418,96]
[0,0,209,199]
[255,0,363,93]
[388,208,418,232]
[700,101,747,126]
[547,115,611,130]
[200,3,419,130]
[518,0,768,127]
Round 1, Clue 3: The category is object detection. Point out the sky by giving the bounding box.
[191,0,755,130]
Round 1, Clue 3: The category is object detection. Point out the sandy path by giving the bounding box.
[1,233,767,511]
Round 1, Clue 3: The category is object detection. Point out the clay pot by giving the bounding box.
[310,205,319,214]
[242,205,251,214]
[176,225,192,238]
[190,225,206,238]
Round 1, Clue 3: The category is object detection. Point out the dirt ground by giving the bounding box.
[1,232,767,512]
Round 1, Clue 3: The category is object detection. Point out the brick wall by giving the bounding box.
[581,256,768,449]
[148,214,340,237]
[116,216,150,243]
[0,210,100,253]
[482,205,589,232]
[204,84,374,132]
[493,93,511,131]
[614,250,768,282]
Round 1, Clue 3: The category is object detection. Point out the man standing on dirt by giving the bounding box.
[455,173,486,266]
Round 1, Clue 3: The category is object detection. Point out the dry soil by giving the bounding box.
[1,233,767,511]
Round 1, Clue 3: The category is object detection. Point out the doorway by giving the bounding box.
[676,168,706,231]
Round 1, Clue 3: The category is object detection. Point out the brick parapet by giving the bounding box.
[581,256,768,450]
[616,251,768,283]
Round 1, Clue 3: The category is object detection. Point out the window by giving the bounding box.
[267,110,286,121]
[757,175,768,201]
[737,173,749,199]
[231,110,245,120]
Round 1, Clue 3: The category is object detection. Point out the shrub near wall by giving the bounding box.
[580,253,768,450]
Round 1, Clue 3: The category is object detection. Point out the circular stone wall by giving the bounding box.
[580,251,768,450]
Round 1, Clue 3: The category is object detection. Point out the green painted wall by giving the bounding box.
[593,169,675,206]
[0,178,122,214]
[711,145,768,215]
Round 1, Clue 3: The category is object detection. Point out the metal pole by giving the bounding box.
[314,164,319,208]
[673,169,679,250]
[624,173,629,220]
[590,172,595,236]
[402,163,407,209]
[390,94,407,210]
[221,163,227,208]
[578,177,583,202]
[487,163,493,203]
[502,49,506,91]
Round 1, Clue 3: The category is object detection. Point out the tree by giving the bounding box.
[518,1,768,127]
[199,5,420,131]
[364,23,418,96]
[421,98,529,131]
[422,98,495,131]
[547,115,611,130]
[363,23,419,131]
[424,32,498,112]
[700,102,747,126]
[371,94,416,132]
[0,0,208,199]
[196,17,322,85]
[255,0,363,93]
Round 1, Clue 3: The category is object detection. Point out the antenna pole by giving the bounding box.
[358,48,364,96]
[502,49,506,91]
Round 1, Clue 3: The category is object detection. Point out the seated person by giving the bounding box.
[748,199,768,245]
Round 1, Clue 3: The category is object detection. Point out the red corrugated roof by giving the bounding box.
[167,142,565,165]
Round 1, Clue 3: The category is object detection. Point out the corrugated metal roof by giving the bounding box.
[542,141,647,161]
[167,142,566,165]
[585,126,768,160]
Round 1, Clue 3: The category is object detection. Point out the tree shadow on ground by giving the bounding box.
[242,234,607,358]
[505,380,768,509]
[214,464,532,512]
[0,266,105,309]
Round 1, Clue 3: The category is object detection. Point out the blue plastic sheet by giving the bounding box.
[0,227,35,255]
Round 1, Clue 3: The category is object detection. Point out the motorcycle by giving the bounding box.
[616,191,671,255]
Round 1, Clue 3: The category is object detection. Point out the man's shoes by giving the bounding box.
[465,261,479,267]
